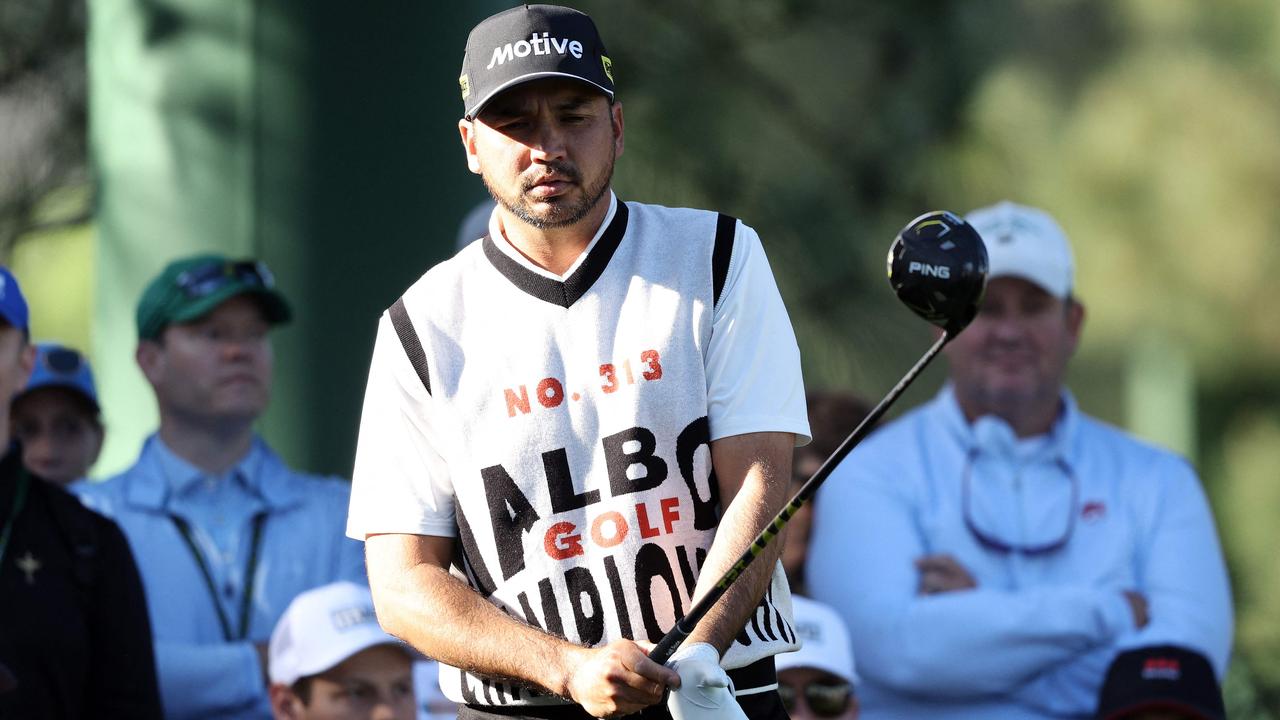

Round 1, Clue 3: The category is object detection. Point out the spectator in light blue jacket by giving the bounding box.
[77,255,366,719]
[807,201,1232,719]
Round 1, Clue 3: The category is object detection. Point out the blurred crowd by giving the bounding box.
[0,198,1232,720]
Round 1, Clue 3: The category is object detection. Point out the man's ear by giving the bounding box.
[14,342,35,393]
[459,118,482,175]
[135,340,164,386]
[1065,298,1086,356]
[610,100,624,159]
[268,683,305,719]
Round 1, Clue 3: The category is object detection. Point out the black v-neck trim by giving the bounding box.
[482,202,630,308]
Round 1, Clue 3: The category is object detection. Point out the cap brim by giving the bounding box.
[987,269,1071,299]
[275,638,414,686]
[1103,699,1220,720]
[467,72,614,119]
[168,285,292,329]
[14,381,100,415]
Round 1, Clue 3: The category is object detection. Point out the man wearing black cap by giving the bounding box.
[1095,646,1225,720]
[349,5,809,720]
[77,254,366,719]
[0,267,163,719]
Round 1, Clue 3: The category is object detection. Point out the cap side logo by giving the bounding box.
[602,55,613,82]
[1141,657,1182,681]
[331,604,378,632]
[459,74,470,100]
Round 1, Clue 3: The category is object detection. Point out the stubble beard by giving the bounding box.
[484,152,615,230]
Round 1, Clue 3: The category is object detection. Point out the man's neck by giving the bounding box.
[498,194,612,277]
[956,389,1062,439]
[157,417,256,476]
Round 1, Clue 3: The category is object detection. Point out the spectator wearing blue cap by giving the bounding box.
[0,266,163,719]
[11,342,104,487]
[76,254,366,719]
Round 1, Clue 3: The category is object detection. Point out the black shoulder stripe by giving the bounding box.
[712,213,737,306]
[388,296,431,395]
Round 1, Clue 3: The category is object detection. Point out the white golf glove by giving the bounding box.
[665,643,749,720]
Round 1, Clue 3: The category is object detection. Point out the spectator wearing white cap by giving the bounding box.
[807,202,1232,718]
[11,342,104,487]
[776,596,859,720]
[269,582,416,720]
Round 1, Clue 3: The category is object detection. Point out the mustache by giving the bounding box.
[521,162,581,191]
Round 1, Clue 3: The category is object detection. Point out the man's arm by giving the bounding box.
[807,445,1137,699]
[682,431,794,654]
[88,518,164,720]
[1011,456,1233,716]
[1130,456,1233,673]
[365,533,678,718]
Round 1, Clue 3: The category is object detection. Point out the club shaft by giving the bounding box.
[649,331,952,664]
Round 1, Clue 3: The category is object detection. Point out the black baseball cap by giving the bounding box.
[459,4,615,120]
[1096,646,1225,720]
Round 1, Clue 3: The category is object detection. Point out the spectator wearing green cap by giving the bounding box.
[76,254,366,719]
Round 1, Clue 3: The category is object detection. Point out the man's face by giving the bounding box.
[943,277,1083,424]
[778,667,858,720]
[459,79,623,230]
[137,295,273,427]
[0,326,34,443]
[276,645,415,720]
[12,388,102,485]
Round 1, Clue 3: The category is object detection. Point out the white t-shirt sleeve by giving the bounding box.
[704,220,811,445]
[347,311,458,540]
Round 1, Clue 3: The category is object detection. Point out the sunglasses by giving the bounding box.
[175,260,276,299]
[777,680,852,718]
[42,346,87,376]
[962,449,1078,556]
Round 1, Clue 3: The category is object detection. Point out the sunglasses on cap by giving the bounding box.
[41,346,87,376]
[175,260,276,299]
[776,680,852,718]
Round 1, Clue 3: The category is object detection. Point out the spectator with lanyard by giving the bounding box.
[807,202,1232,718]
[0,267,162,719]
[77,255,365,718]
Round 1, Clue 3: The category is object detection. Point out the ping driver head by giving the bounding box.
[887,210,989,335]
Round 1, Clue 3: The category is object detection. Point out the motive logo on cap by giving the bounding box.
[459,4,615,119]
[486,32,585,70]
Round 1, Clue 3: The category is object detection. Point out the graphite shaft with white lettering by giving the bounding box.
[649,331,951,664]
[649,210,988,664]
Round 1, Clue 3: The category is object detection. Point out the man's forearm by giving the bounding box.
[365,534,583,697]
[686,432,794,654]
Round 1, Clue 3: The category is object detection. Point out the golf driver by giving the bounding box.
[649,210,988,664]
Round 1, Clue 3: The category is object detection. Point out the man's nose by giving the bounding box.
[528,122,568,162]
[219,336,257,360]
[23,431,53,460]
[368,699,401,720]
[985,311,1028,341]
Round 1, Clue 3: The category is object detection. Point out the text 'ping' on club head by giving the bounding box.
[887,210,989,335]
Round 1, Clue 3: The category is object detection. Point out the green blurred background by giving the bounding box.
[3,0,1277,714]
